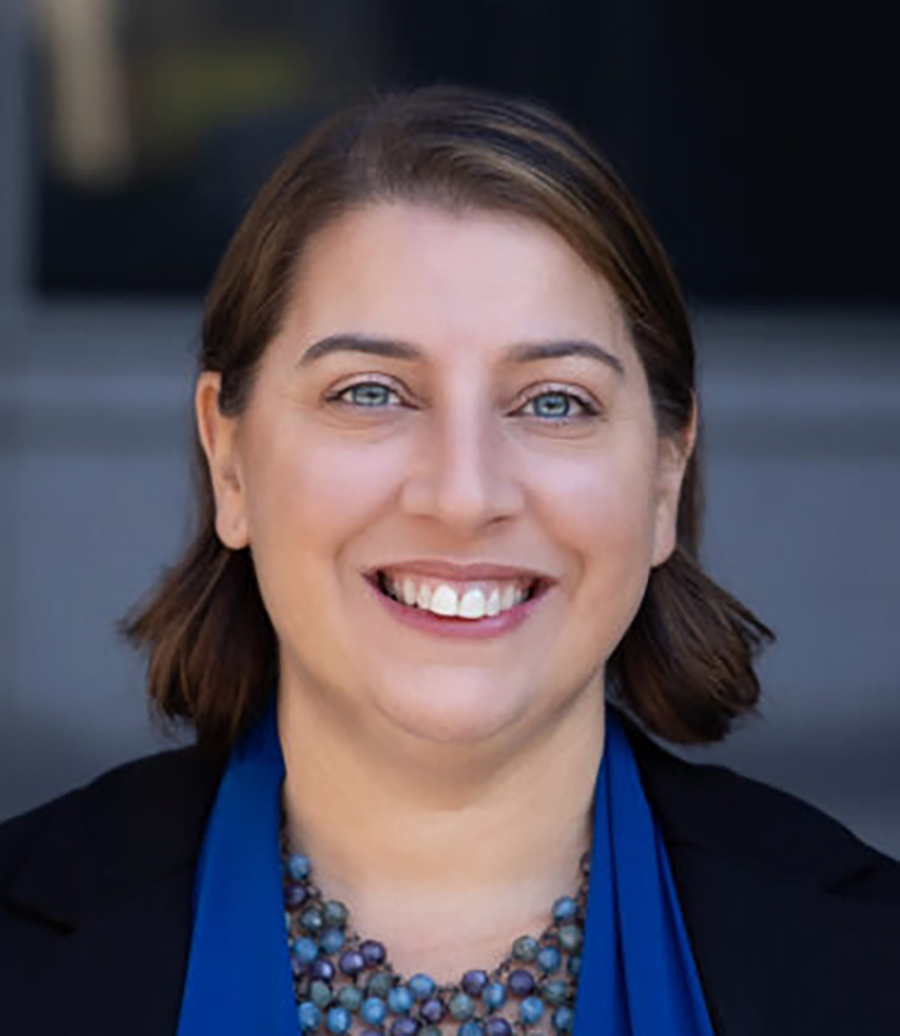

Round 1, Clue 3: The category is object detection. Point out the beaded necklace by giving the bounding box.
[279,815,589,1036]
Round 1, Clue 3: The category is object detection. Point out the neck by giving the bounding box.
[277,674,604,979]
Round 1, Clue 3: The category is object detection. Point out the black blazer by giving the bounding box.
[2,714,899,1035]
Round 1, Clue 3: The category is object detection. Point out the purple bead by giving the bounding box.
[461,969,489,996]
[360,939,387,966]
[389,1019,419,1036]
[507,969,536,997]
[309,958,336,982]
[285,884,308,908]
[338,949,365,976]
[420,997,445,1023]
[485,1020,513,1036]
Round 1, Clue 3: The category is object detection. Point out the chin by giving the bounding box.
[371,673,532,746]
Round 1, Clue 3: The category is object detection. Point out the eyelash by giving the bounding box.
[325,378,602,425]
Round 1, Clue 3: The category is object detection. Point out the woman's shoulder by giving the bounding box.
[0,745,224,912]
[619,710,900,901]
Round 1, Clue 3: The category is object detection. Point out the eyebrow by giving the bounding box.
[297,333,625,376]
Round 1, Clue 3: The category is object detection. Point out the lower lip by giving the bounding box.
[363,576,553,639]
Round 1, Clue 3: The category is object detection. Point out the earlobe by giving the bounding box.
[195,372,250,550]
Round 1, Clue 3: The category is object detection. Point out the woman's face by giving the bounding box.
[198,202,692,749]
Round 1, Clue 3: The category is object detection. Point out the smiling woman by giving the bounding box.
[1,85,898,1036]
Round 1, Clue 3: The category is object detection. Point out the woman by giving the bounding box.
[1,85,897,1036]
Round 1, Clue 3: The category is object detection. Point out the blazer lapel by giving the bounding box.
[5,746,224,1036]
[621,711,900,1035]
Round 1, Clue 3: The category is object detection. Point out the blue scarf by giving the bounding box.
[176,699,715,1036]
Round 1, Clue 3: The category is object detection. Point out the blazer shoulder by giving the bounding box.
[0,745,225,929]
[621,715,900,902]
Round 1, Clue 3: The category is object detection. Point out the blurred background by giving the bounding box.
[1,0,898,852]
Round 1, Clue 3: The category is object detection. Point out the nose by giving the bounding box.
[399,393,525,534]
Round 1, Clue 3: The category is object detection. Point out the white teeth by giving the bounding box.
[381,573,531,620]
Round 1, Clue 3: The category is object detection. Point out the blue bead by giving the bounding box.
[388,985,414,1014]
[292,936,319,964]
[512,935,538,961]
[558,924,582,951]
[537,945,562,972]
[287,853,312,881]
[567,953,582,978]
[285,884,308,908]
[320,928,345,954]
[520,996,545,1024]
[298,1001,320,1031]
[485,1020,513,1036]
[361,996,387,1025]
[408,973,436,999]
[483,981,507,1009]
[459,1022,484,1036]
[326,1006,352,1034]
[552,895,577,922]
[448,992,475,1020]
[461,969,489,996]
[553,1006,575,1032]
[507,968,536,997]
[389,1019,419,1036]
[541,979,569,1005]
[420,997,444,1023]
[309,958,335,982]
[338,949,365,976]
[360,939,387,966]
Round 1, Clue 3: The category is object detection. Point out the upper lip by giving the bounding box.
[366,560,554,583]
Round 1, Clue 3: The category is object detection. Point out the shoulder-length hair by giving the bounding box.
[122,84,774,751]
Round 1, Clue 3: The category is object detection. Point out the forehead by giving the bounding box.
[278,201,632,368]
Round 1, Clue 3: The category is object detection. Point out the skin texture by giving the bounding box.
[196,202,695,980]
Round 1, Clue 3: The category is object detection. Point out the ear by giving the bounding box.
[195,372,250,549]
[650,394,697,568]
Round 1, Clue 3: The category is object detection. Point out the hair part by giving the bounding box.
[122,83,774,752]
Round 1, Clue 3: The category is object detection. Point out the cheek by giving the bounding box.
[531,446,658,598]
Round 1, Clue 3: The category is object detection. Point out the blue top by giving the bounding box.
[176,699,715,1035]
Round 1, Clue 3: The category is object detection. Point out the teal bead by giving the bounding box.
[388,985,414,1014]
[361,996,387,1025]
[287,853,312,881]
[552,895,577,922]
[320,928,345,954]
[300,907,324,934]
[536,945,561,973]
[409,973,437,999]
[366,971,393,998]
[553,1006,575,1032]
[483,981,507,1009]
[512,935,539,961]
[323,900,349,929]
[292,936,319,964]
[541,979,569,1005]
[297,1001,320,1031]
[326,1005,351,1033]
[520,996,545,1025]
[337,986,362,1011]
[558,924,582,952]
[459,1022,484,1036]
[310,979,334,1008]
[449,992,475,1020]
[420,1028,443,1036]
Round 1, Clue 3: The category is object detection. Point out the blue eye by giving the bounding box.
[519,390,598,423]
[327,381,600,425]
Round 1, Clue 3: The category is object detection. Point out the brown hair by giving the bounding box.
[122,84,774,751]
